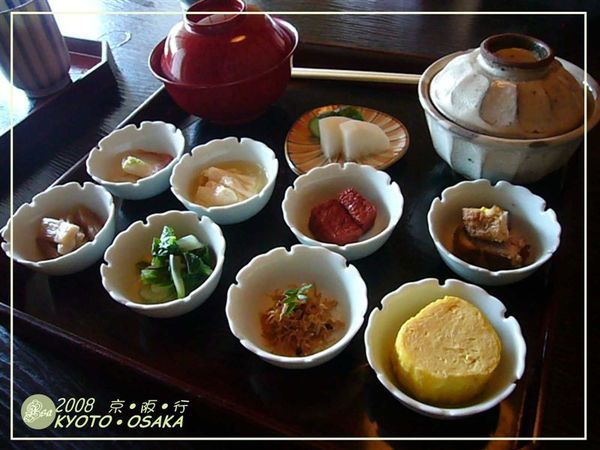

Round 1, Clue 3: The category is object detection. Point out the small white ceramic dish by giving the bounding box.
[226,245,368,369]
[284,104,410,175]
[86,121,185,200]
[365,278,526,419]
[170,137,278,225]
[427,179,561,286]
[101,210,225,318]
[282,163,403,261]
[1,182,116,276]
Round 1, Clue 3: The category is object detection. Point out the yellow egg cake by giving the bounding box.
[393,296,502,406]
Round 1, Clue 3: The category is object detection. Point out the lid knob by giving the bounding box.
[480,33,554,70]
[185,0,245,34]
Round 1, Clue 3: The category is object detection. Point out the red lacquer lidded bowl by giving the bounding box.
[149,0,298,124]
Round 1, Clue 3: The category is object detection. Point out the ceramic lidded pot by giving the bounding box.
[419,33,600,183]
[149,0,298,124]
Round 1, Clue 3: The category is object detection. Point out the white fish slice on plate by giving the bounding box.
[340,120,390,161]
[318,116,352,160]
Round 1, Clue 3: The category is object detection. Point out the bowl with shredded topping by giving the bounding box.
[226,245,368,368]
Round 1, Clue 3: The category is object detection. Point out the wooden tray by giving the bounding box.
[0,36,119,227]
[0,44,583,445]
[0,36,117,149]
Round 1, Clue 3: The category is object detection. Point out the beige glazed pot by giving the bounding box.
[419,34,600,183]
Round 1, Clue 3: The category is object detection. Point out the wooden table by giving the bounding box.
[1,1,597,447]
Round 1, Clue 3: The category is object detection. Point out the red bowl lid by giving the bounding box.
[158,0,297,86]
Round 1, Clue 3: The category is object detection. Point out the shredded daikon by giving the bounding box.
[260,284,345,357]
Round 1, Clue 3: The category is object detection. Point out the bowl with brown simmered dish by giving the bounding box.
[1,182,116,276]
[427,179,561,286]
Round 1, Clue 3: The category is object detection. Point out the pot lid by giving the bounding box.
[430,34,584,139]
[159,0,297,86]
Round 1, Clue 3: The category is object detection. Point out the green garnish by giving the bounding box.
[122,156,152,178]
[137,226,213,304]
[281,283,313,317]
[308,106,364,137]
[335,105,364,121]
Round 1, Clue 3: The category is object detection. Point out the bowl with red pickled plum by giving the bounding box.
[281,163,403,261]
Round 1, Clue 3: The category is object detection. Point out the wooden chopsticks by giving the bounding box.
[291,67,421,85]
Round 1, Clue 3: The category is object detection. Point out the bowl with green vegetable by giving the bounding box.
[87,121,185,200]
[101,210,225,318]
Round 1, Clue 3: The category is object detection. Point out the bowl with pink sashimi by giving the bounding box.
[87,121,185,200]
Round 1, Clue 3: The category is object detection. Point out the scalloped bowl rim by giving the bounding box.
[170,137,279,213]
[282,163,404,251]
[1,182,116,268]
[101,210,225,311]
[86,121,185,188]
[226,245,368,366]
[364,277,527,418]
[427,179,561,279]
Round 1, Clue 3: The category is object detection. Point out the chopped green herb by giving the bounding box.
[281,283,313,317]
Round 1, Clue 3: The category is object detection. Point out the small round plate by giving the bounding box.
[285,105,409,175]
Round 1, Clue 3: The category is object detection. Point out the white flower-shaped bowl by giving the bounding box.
[365,278,526,419]
[282,163,403,261]
[1,182,116,276]
[427,179,561,286]
[226,245,368,369]
[86,121,185,200]
[101,210,225,318]
[170,137,278,225]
